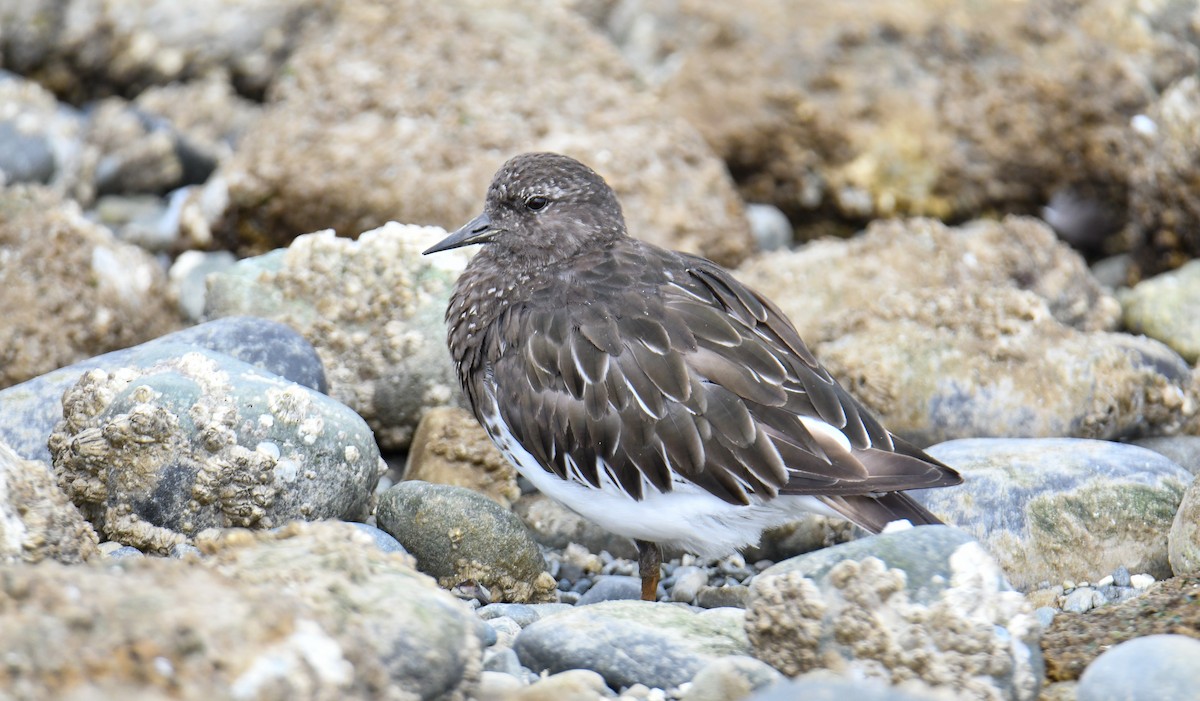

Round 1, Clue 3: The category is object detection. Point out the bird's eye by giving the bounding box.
[524,195,549,211]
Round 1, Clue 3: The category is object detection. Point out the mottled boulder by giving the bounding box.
[376,481,556,603]
[1128,76,1200,277]
[747,526,1040,700]
[0,521,482,700]
[1168,475,1200,576]
[197,0,752,266]
[204,224,469,450]
[47,351,382,553]
[404,407,520,508]
[514,601,749,690]
[0,441,98,564]
[917,438,1191,588]
[0,186,179,389]
[583,0,1195,245]
[0,316,327,464]
[820,287,1191,444]
[734,218,1195,443]
[737,217,1120,335]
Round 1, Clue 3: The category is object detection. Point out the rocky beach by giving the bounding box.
[1,1,1200,700]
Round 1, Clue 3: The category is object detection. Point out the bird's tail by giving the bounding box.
[817,492,945,534]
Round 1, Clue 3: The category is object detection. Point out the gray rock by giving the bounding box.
[1134,436,1200,476]
[1077,634,1200,701]
[576,575,643,605]
[0,441,98,564]
[477,603,540,628]
[0,1,314,101]
[0,120,55,184]
[204,225,470,451]
[1062,587,1103,614]
[742,674,943,701]
[1119,259,1200,363]
[482,647,525,676]
[745,203,792,252]
[375,481,555,603]
[514,600,748,690]
[47,350,381,553]
[0,316,327,464]
[1111,565,1132,588]
[483,616,521,648]
[348,522,407,555]
[102,545,145,559]
[748,526,1041,700]
[681,655,784,701]
[695,585,750,610]
[1168,473,1200,576]
[915,438,1190,588]
[670,566,709,604]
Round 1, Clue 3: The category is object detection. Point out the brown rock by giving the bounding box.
[582,0,1197,244]
[737,216,1120,336]
[1128,76,1200,278]
[404,407,519,508]
[0,186,180,389]
[1041,576,1200,682]
[0,521,482,700]
[0,442,99,565]
[736,217,1192,443]
[203,0,752,266]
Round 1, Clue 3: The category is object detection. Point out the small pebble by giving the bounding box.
[1096,575,1114,587]
[670,566,708,604]
[695,585,750,609]
[577,575,644,604]
[1111,565,1132,587]
[477,603,539,626]
[168,543,202,559]
[1035,607,1057,628]
[1130,573,1155,589]
[486,616,522,648]
[482,647,525,676]
[1063,587,1100,613]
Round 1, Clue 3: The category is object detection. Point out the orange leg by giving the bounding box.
[636,539,662,601]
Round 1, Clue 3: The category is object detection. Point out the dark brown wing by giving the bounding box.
[487,239,961,515]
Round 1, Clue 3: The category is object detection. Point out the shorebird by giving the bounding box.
[424,152,961,601]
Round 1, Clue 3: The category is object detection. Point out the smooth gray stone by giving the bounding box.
[0,317,326,464]
[0,121,55,184]
[514,601,748,690]
[349,523,408,554]
[477,603,540,627]
[576,575,643,605]
[1077,635,1200,701]
[915,437,1190,589]
[744,675,942,701]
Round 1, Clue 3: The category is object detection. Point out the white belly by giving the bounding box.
[479,402,840,559]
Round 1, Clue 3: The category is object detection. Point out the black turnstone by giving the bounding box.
[424,153,962,601]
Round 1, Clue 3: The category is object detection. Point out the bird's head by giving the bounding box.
[423,152,627,267]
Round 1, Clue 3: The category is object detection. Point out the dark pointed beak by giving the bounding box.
[423,213,495,255]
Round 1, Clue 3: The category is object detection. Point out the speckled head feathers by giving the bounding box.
[423,152,627,266]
